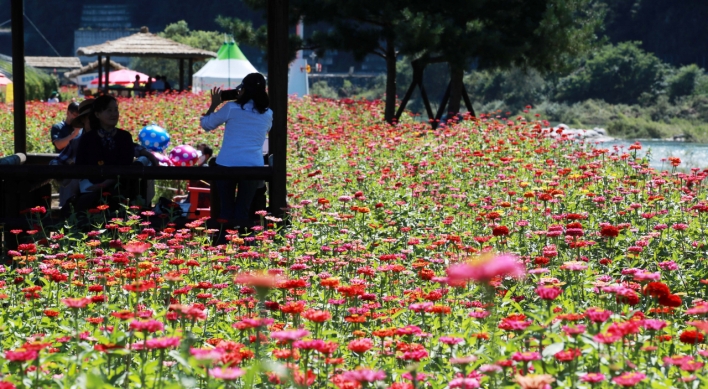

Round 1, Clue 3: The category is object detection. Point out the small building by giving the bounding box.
[64,58,126,91]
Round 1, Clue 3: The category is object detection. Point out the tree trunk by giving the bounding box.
[447,65,464,118]
[384,37,397,124]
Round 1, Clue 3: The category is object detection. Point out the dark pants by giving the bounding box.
[214,179,262,222]
[60,177,143,218]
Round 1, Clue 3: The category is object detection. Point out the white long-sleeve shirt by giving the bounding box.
[200,101,273,167]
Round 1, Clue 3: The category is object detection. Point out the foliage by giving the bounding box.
[465,67,548,113]
[667,65,706,102]
[130,21,225,88]
[0,60,59,101]
[600,0,708,68]
[293,0,432,122]
[2,94,708,387]
[555,42,667,105]
[309,81,339,99]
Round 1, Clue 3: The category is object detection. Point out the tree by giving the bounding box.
[555,42,666,105]
[130,21,224,87]
[411,0,603,116]
[288,0,439,124]
[600,0,708,68]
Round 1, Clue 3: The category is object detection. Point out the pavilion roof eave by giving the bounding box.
[76,30,217,61]
[76,51,214,61]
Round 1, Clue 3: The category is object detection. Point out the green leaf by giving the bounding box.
[541,341,565,358]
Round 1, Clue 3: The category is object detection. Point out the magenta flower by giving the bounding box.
[341,369,386,383]
[446,253,525,285]
[190,348,225,361]
[208,367,245,380]
[129,319,165,333]
[511,351,541,362]
[438,336,464,345]
[641,319,667,331]
[145,337,180,349]
[62,297,91,309]
[612,372,646,387]
[580,372,605,383]
[270,329,310,342]
[535,285,562,300]
[449,377,480,388]
[123,241,152,254]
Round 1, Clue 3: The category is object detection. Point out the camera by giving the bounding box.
[220,85,243,101]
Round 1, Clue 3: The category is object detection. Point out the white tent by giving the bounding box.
[192,40,258,93]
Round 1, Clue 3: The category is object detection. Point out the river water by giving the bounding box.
[589,140,708,170]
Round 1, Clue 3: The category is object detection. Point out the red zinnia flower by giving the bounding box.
[491,226,509,236]
[347,338,373,354]
[643,282,670,299]
[679,330,704,345]
[658,294,682,307]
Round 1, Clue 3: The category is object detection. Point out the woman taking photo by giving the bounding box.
[200,73,273,224]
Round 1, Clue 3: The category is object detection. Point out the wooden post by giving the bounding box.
[104,56,110,94]
[267,0,289,218]
[11,0,26,154]
[97,55,103,91]
[188,58,193,90]
[179,58,184,91]
[433,81,451,129]
[461,88,476,118]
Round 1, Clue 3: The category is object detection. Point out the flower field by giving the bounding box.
[1,94,708,388]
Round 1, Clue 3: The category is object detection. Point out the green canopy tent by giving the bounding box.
[192,40,259,93]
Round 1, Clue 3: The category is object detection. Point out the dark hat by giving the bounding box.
[71,99,95,127]
[241,73,266,91]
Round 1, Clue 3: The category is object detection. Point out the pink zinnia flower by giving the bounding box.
[580,372,605,383]
[593,332,621,344]
[468,310,491,319]
[438,336,464,345]
[641,319,667,331]
[511,351,541,362]
[208,367,245,380]
[446,254,525,285]
[293,339,325,351]
[612,372,646,387]
[129,319,164,333]
[145,337,180,349]
[5,349,38,362]
[681,361,704,372]
[270,329,310,342]
[341,369,386,383]
[449,378,480,388]
[62,297,92,309]
[562,324,586,336]
[585,307,612,323]
[535,285,562,300]
[123,241,152,254]
[190,348,225,361]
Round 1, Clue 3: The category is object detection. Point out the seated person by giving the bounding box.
[51,99,93,207]
[67,95,157,215]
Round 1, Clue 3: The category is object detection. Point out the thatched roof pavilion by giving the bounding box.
[76,27,217,91]
[24,57,82,70]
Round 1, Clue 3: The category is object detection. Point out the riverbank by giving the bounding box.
[520,97,708,143]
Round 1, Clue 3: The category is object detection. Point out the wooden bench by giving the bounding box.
[0,153,275,251]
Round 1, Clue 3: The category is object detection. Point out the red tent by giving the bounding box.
[90,69,153,85]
